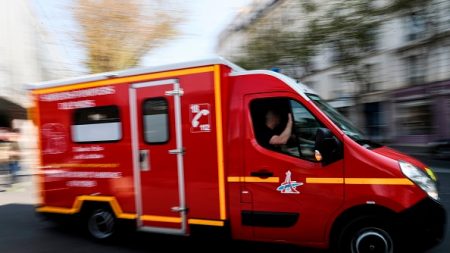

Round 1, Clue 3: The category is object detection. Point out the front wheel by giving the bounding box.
[337,217,394,253]
[86,208,116,240]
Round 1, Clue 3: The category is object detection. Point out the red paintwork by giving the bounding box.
[36,64,431,249]
[136,83,181,228]
[342,135,426,211]
[38,84,136,213]
[373,146,428,169]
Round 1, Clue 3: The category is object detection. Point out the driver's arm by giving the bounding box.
[270,113,293,145]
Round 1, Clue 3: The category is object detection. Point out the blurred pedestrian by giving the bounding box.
[0,136,10,173]
[0,130,12,189]
[8,129,21,184]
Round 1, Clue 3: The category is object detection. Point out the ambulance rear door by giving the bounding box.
[129,79,187,235]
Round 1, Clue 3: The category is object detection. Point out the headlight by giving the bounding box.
[400,161,439,201]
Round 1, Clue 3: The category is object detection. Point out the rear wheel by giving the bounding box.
[337,217,394,253]
[86,208,116,240]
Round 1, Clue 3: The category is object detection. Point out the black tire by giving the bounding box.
[86,208,116,241]
[336,216,395,253]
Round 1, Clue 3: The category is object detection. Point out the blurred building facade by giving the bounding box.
[217,0,450,146]
[0,0,73,174]
[0,0,36,126]
[0,0,70,127]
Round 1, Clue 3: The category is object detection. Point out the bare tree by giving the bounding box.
[75,0,180,73]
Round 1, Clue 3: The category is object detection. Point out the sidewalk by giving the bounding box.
[0,175,37,205]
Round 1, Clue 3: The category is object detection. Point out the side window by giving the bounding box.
[72,105,122,143]
[143,98,169,144]
[250,97,324,161]
[290,100,324,161]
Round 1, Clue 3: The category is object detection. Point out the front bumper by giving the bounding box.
[397,197,446,250]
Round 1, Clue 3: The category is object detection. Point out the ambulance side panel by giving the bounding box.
[36,84,136,214]
[35,65,231,223]
[178,70,223,221]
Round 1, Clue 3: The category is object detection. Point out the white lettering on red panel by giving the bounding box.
[46,171,122,178]
[41,123,67,154]
[73,145,105,160]
[58,100,95,110]
[40,86,115,102]
[66,180,97,188]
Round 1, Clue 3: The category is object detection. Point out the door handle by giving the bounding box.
[139,152,146,163]
[250,169,273,178]
[139,150,149,171]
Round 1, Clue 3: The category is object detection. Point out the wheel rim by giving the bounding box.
[351,228,393,253]
[88,209,115,239]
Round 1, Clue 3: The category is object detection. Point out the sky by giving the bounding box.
[31,0,251,75]
[142,0,251,66]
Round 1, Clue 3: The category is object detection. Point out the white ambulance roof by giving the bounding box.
[26,57,244,90]
[26,56,317,99]
[231,70,317,100]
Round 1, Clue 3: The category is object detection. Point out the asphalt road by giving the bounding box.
[0,158,449,253]
[428,174,450,252]
[0,203,316,253]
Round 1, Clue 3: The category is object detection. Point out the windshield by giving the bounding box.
[307,94,368,142]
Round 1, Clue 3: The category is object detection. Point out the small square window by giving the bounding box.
[143,98,169,144]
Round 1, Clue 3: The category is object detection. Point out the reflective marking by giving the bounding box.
[37,206,75,215]
[42,163,120,168]
[227,177,280,183]
[306,177,413,185]
[141,215,181,223]
[37,197,226,227]
[214,65,226,220]
[306,178,344,184]
[229,177,413,185]
[36,196,137,219]
[188,219,224,226]
[32,66,214,95]
[345,178,414,185]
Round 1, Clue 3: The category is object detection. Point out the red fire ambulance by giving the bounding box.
[28,58,445,252]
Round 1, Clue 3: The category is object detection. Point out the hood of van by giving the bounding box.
[372,146,426,169]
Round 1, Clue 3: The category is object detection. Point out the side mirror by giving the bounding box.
[314,128,342,165]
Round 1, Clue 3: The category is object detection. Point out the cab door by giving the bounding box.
[243,93,344,243]
[129,79,186,235]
